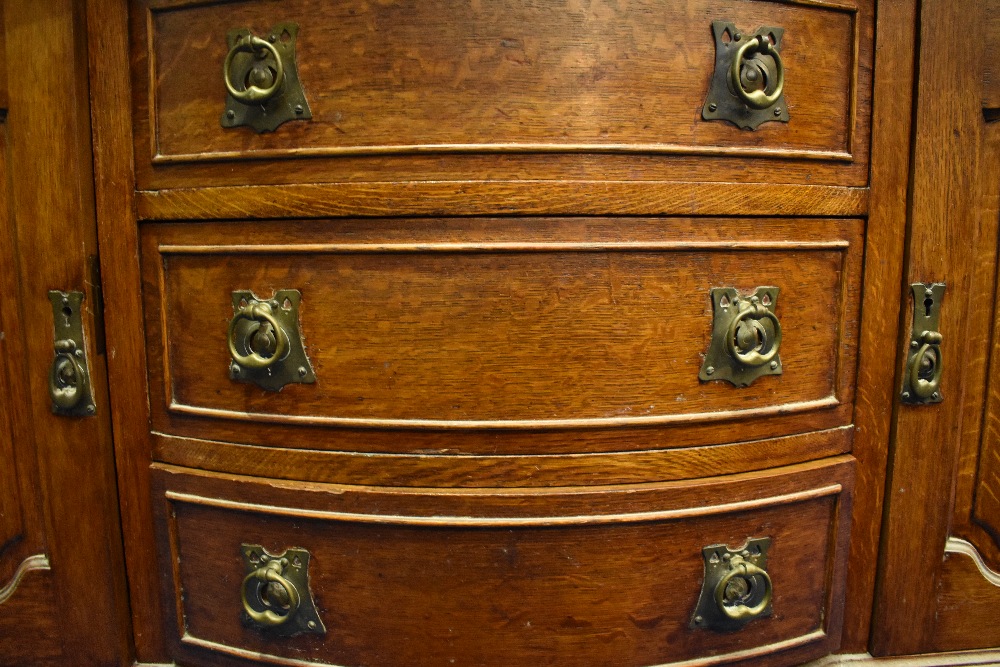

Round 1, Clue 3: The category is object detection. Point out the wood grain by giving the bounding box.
[133,0,869,190]
[983,0,1000,115]
[141,217,862,459]
[838,0,917,652]
[153,426,853,488]
[2,0,133,664]
[85,0,165,661]
[155,457,853,667]
[0,560,63,665]
[870,0,988,655]
[136,181,869,220]
[932,545,1000,651]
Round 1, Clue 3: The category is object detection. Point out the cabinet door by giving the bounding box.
[872,0,1000,655]
[0,1,130,664]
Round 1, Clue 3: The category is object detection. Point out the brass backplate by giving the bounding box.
[240,544,326,637]
[47,290,96,417]
[699,287,782,387]
[702,21,789,130]
[901,282,945,405]
[228,289,315,392]
[220,22,312,133]
[691,537,773,632]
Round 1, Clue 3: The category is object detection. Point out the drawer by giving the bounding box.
[132,0,873,190]
[142,216,862,479]
[155,457,854,667]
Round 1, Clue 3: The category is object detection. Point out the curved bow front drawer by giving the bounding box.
[132,0,873,190]
[141,216,862,476]
[155,457,854,667]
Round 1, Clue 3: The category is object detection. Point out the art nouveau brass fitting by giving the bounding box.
[902,282,945,404]
[702,21,789,130]
[227,289,315,391]
[691,537,773,632]
[220,22,312,133]
[700,287,782,387]
[240,544,325,636]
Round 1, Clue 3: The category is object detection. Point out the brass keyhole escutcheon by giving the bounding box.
[902,283,945,404]
[240,545,326,637]
[47,291,96,416]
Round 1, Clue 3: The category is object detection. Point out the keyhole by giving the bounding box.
[924,296,933,317]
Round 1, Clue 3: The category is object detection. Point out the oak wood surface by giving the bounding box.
[132,0,873,190]
[153,426,853,488]
[837,0,917,652]
[136,181,870,221]
[869,0,988,655]
[80,0,923,663]
[86,0,167,660]
[932,549,1000,651]
[2,1,132,664]
[155,457,853,667]
[141,217,861,459]
[0,562,64,666]
[964,120,1000,571]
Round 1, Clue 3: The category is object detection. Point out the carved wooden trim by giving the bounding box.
[165,484,842,527]
[944,538,1000,588]
[0,555,49,605]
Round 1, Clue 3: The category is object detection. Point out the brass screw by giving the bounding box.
[932,391,941,400]
[226,109,236,120]
[294,104,304,115]
[902,391,911,399]
[770,360,778,370]
[774,107,782,116]
[298,366,307,377]
[708,103,717,112]
[706,366,715,376]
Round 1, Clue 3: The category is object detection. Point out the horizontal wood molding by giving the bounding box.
[136,182,869,220]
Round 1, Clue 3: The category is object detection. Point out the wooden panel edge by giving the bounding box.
[87,0,166,660]
[839,0,918,652]
[136,182,869,220]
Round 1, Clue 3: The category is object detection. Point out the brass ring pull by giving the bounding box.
[729,35,784,110]
[227,301,289,370]
[241,559,302,628]
[726,298,782,368]
[223,34,285,104]
[49,342,88,410]
[714,555,773,621]
[909,330,943,399]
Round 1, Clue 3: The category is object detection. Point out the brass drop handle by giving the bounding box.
[714,555,774,621]
[725,296,782,368]
[49,339,88,410]
[223,33,285,104]
[729,35,785,110]
[909,330,943,400]
[228,300,290,370]
[241,558,302,628]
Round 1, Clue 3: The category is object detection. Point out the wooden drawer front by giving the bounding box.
[157,458,853,667]
[135,0,872,189]
[143,217,862,459]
